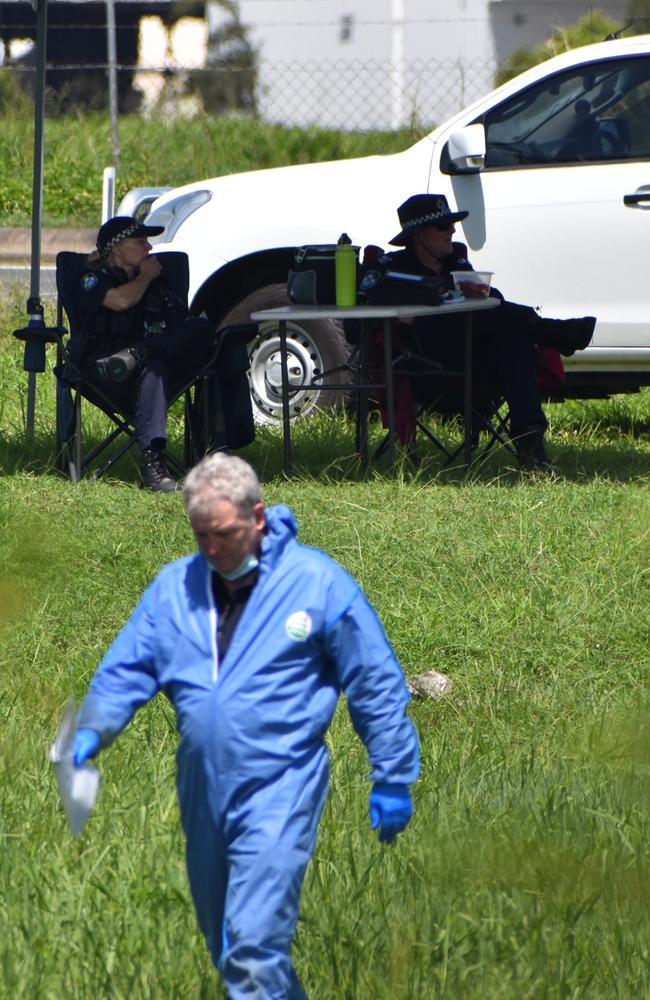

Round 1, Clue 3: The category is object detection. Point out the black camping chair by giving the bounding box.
[327,306,515,468]
[402,328,570,466]
[397,327,515,464]
[54,250,256,483]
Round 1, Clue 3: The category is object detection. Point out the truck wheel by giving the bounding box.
[218,284,351,425]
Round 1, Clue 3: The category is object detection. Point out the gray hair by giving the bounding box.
[183,452,262,519]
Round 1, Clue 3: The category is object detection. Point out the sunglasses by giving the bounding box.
[414,221,454,238]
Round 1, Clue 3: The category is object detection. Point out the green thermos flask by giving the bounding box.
[335,233,357,307]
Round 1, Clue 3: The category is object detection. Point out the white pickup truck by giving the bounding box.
[129,33,650,422]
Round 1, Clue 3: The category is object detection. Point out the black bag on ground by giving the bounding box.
[287,245,337,305]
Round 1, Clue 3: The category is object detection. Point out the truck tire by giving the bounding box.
[218,284,351,425]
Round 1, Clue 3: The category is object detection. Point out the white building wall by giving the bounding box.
[206,1,630,130]
[489,1,628,65]
[236,0,497,128]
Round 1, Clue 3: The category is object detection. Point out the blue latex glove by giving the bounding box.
[369,782,413,845]
[73,728,101,767]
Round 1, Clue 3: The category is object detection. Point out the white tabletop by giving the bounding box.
[251,298,500,322]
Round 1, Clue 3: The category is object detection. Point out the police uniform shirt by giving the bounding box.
[77,265,140,351]
[382,244,473,280]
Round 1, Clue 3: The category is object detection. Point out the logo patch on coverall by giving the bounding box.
[285,611,312,642]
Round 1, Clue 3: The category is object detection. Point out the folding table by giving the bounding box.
[250,298,500,476]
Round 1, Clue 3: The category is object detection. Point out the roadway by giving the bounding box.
[0,228,95,298]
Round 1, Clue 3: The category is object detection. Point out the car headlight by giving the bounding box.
[146,189,212,243]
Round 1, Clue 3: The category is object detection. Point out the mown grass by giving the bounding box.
[0,110,419,227]
[1,293,649,997]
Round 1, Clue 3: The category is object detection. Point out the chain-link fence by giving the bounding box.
[0,55,497,131]
[255,57,496,131]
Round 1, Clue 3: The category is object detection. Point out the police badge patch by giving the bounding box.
[81,272,98,291]
[359,269,381,291]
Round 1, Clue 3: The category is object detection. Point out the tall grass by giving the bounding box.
[0,112,419,227]
[0,308,649,997]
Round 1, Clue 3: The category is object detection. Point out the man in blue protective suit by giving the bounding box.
[73,452,420,1000]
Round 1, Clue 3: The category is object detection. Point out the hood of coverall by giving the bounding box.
[196,503,299,577]
[256,503,299,576]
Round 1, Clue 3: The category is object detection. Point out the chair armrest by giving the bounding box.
[13,324,66,345]
[216,322,258,341]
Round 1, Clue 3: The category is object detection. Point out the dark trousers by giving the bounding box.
[408,301,548,433]
[85,317,255,451]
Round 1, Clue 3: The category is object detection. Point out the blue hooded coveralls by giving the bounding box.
[78,505,420,999]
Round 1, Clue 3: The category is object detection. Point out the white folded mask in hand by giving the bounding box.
[50,699,101,837]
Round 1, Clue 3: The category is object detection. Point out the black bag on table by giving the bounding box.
[343,255,450,344]
[358,266,449,306]
[287,245,338,305]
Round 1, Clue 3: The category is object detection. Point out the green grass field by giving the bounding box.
[1,287,649,998]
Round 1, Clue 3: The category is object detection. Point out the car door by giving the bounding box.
[445,54,650,358]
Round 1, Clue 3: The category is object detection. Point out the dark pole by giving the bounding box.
[30,0,47,304]
[25,0,48,439]
[106,0,120,172]
[13,0,69,449]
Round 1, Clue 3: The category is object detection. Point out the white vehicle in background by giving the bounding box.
[125,32,650,423]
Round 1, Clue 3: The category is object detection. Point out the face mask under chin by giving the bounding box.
[214,553,260,581]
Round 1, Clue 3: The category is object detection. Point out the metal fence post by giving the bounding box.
[106,0,120,172]
[102,166,116,222]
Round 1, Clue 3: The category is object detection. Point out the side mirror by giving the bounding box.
[445,124,486,173]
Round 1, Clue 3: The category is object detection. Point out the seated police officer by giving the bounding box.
[75,216,255,492]
[378,194,596,469]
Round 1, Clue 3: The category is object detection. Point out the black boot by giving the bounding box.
[512,424,553,472]
[139,447,181,493]
[533,316,596,356]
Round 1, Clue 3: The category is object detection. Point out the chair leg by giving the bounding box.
[372,410,452,463]
[415,415,456,460]
[66,388,138,482]
[183,375,222,468]
[202,375,229,455]
[443,402,516,465]
[481,406,516,458]
[55,398,66,476]
[91,434,139,481]
[71,391,82,482]
[204,374,228,454]
[61,356,234,483]
[184,381,207,467]
[184,389,196,468]
[354,335,369,466]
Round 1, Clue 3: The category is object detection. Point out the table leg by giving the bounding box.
[355,322,369,468]
[464,312,473,466]
[382,317,396,470]
[279,319,292,477]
